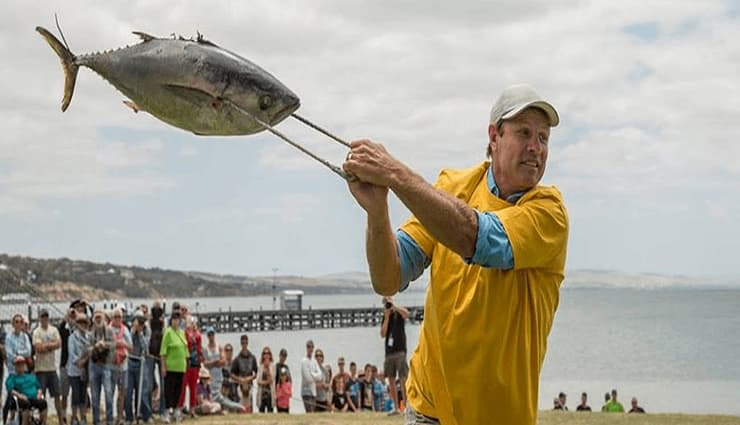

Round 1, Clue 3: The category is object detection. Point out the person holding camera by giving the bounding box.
[380,297,408,416]
[88,310,114,425]
[124,312,151,425]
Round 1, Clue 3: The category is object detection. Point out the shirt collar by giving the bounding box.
[487,164,527,203]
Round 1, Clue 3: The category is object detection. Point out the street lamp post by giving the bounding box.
[272,267,278,310]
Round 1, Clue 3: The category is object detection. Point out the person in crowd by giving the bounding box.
[178,305,190,331]
[274,349,290,386]
[256,346,275,413]
[371,365,386,412]
[380,296,408,415]
[6,314,32,377]
[331,374,354,412]
[67,314,90,425]
[343,84,567,425]
[58,307,76,425]
[124,312,151,425]
[358,363,375,412]
[220,344,240,404]
[201,329,244,413]
[21,317,35,373]
[275,369,291,414]
[109,308,132,425]
[558,392,568,411]
[178,317,202,418]
[148,300,165,417]
[0,318,7,394]
[345,361,360,411]
[300,340,323,413]
[576,392,591,411]
[629,397,646,414]
[6,356,48,425]
[331,357,350,394]
[605,388,625,412]
[160,310,187,423]
[32,309,63,425]
[601,392,610,412]
[230,334,257,413]
[313,349,329,412]
[193,368,221,416]
[552,397,563,411]
[88,310,115,425]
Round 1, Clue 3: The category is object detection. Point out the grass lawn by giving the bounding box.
[46,410,739,425]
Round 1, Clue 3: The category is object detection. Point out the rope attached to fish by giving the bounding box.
[224,100,353,181]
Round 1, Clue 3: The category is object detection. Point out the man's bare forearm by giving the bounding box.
[366,203,401,296]
[390,167,478,258]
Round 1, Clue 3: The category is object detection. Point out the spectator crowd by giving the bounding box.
[0,298,407,425]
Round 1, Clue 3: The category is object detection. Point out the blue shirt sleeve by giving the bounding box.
[468,210,514,269]
[396,230,431,292]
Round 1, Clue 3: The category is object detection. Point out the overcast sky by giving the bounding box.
[1,1,738,280]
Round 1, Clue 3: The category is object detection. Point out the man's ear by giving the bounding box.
[488,124,498,154]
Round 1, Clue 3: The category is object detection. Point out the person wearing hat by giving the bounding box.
[32,308,63,425]
[67,314,90,425]
[88,309,115,425]
[6,356,48,425]
[124,311,152,425]
[343,84,568,425]
[201,328,246,413]
[193,367,221,415]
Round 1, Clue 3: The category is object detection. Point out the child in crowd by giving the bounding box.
[331,375,355,412]
[275,370,292,413]
[195,368,222,415]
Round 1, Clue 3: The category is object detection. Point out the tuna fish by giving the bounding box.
[36,26,300,136]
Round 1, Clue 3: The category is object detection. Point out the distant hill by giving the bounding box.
[0,253,736,303]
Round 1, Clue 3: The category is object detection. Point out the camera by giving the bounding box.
[385,301,393,309]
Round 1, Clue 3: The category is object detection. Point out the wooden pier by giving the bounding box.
[196,306,424,333]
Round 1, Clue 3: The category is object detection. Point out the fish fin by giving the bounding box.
[132,31,157,42]
[36,26,79,112]
[122,100,140,113]
[196,31,219,48]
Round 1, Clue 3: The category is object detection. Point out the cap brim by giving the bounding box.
[502,101,559,127]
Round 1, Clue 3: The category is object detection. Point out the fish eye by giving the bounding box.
[259,95,272,110]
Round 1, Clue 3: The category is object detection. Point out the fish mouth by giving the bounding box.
[270,100,301,126]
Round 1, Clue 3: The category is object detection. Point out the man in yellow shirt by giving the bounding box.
[343,84,569,425]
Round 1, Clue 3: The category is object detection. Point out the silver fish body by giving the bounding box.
[37,27,300,135]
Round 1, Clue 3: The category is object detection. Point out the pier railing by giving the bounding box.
[196,305,424,333]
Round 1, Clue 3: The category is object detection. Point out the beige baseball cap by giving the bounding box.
[490,84,559,127]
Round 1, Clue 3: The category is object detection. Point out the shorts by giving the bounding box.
[70,376,87,408]
[60,366,71,398]
[14,398,48,412]
[111,368,127,392]
[384,351,408,380]
[36,371,61,398]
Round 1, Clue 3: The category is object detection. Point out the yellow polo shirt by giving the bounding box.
[401,161,568,425]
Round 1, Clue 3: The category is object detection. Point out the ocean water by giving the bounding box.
[16,288,740,415]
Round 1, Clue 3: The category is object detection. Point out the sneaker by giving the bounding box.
[388,410,400,416]
[71,418,80,425]
[161,413,170,424]
[80,419,88,425]
[173,409,182,423]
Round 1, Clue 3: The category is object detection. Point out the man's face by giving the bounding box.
[94,314,105,328]
[306,343,314,357]
[12,316,22,332]
[14,362,25,374]
[240,337,249,352]
[40,315,49,327]
[338,360,345,372]
[350,364,357,376]
[279,352,287,363]
[489,108,550,197]
[582,394,587,404]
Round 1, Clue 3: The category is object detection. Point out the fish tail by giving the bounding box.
[36,26,79,112]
